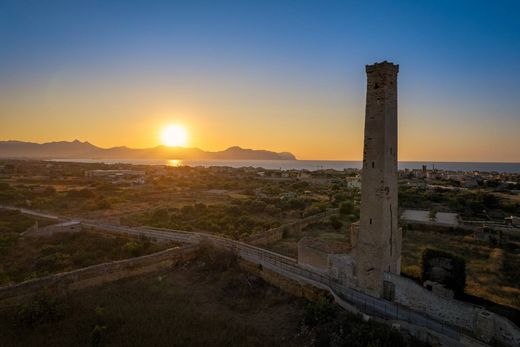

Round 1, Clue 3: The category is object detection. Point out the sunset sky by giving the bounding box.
[1,0,519,161]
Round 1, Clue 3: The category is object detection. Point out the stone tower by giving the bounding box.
[355,61,401,297]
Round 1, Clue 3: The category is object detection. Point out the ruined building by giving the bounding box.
[353,61,402,297]
[299,61,402,299]
[297,62,520,345]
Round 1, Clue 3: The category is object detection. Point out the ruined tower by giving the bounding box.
[355,61,401,297]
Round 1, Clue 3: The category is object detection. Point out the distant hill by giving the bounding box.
[0,140,297,161]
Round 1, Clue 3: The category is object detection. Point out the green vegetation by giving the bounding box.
[0,231,168,285]
[265,216,351,258]
[304,299,429,347]
[0,209,35,234]
[125,202,282,239]
[123,194,331,240]
[0,210,34,254]
[0,246,311,347]
[402,228,520,310]
[16,295,64,329]
[399,185,520,219]
[0,246,427,347]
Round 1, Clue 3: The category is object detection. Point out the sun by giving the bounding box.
[161,124,188,147]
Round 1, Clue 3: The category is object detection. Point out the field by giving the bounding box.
[264,217,352,258]
[401,227,520,311]
[0,246,424,347]
[265,215,520,313]
[0,209,173,285]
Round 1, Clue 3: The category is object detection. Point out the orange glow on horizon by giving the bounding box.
[161,124,188,147]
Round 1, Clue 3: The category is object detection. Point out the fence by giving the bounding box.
[55,221,520,345]
[81,221,461,339]
[208,235,461,340]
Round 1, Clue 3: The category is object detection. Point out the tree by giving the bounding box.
[428,208,437,221]
[339,201,354,216]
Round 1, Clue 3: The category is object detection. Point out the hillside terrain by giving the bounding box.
[0,140,296,160]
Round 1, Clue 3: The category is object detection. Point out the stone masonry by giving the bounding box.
[354,61,402,297]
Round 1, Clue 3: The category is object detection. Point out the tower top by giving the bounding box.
[365,61,399,74]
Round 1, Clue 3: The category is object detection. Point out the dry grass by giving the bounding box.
[0,248,312,347]
[264,221,350,258]
[402,228,520,310]
[266,220,520,311]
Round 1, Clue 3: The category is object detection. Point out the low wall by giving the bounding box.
[239,260,330,303]
[384,272,520,346]
[246,227,284,246]
[22,222,82,238]
[384,272,476,331]
[0,245,199,308]
[245,208,339,246]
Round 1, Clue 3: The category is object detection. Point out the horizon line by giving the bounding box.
[2,139,519,164]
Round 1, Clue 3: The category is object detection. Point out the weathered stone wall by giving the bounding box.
[492,313,520,346]
[22,222,82,238]
[384,272,475,331]
[297,239,330,271]
[246,208,339,246]
[328,254,357,286]
[384,272,520,346]
[246,227,284,246]
[298,236,351,272]
[0,245,199,308]
[239,259,331,303]
[357,61,401,297]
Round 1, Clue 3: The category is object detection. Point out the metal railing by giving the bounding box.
[77,221,465,340]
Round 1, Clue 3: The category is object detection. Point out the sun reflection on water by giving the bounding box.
[167,159,183,167]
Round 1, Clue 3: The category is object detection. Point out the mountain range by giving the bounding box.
[0,140,296,161]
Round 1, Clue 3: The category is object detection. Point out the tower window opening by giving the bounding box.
[370,218,372,224]
[372,161,375,168]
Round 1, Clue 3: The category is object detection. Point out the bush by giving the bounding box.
[17,295,63,328]
[196,244,238,273]
[95,197,111,210]
[303,297,338,327]
[66,188,95,199]
[122,241,144,257]
[314,311,410,347]
[339,201,354,216]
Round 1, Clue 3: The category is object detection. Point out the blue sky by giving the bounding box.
[1,0,519,161]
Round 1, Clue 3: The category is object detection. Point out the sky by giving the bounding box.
[1,0,519,162]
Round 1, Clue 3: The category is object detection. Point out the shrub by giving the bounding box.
[314,311,410,347]
[95,197,111,209]
[122,241,144,257]
[339,201,354,216]
[303,297,338,327]
[196,244,238,273]
[17,295,63,328]
[66,188,95,199]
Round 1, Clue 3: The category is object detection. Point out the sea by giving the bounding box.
[51,159,520,174]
